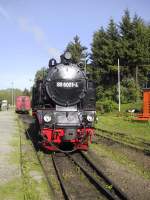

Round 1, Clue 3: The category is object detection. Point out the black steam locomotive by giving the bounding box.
[32,52,96,152]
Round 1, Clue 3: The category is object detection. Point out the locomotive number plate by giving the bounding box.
[56,82,79,88]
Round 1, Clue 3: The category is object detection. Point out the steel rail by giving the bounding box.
[95,128,150,156]
[67,152,119,200]
[94,132,143,152]
[52,154,72,200]
[79,151,129,200]
[53,152,116,200]
[96,128,150,146]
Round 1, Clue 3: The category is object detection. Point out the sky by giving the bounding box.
[0,0,150,90]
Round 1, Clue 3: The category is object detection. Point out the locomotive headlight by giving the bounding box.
[64,52,72,60]
[43,114,51,122]
[87,115,94,122]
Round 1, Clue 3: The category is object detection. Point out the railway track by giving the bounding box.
[52,151,129,200]
[95,128,150,156]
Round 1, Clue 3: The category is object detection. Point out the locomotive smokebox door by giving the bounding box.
[63,128,77,140]
[46,64,87,106]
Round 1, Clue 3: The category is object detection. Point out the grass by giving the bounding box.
[18,119,53,200]
[9,127,20,165]
[0,178,23,200]
[95,111,150,142]
[118,102,142,113]
[1,113,52,200]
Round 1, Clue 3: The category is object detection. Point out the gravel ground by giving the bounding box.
[94,135,150,173]
[89,142,150,200]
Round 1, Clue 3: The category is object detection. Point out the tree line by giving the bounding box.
[0,88,31,105]
[65,9,150,111]
[35,9,150,111]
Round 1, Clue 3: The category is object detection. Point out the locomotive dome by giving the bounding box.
[46,63,87,106]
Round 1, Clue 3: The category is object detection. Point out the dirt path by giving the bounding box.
[0,110,23,199]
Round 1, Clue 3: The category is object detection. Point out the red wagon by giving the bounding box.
[15,96,31,114]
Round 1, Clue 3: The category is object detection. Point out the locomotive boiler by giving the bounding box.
[32,52,96,152]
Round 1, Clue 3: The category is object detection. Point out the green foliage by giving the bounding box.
[91,20,120,87]
[89,66,102,86]
[121,78,141,103]
[65,35,87,64]
[96,86,104,100]
[96,99,118,113]
[0,88,23,104]
[90,9,150,107]
[91,27,110,67]
[95,112,150,141]
[0,88,31,104]
[34,67,47,82]
[120,102,142,113]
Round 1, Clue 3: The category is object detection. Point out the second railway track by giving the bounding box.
[95,128,150,156]
[52,151,129,200]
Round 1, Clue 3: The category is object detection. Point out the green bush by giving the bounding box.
[96,78,141,105]
[96,99,118,113]
[121,78,140,102]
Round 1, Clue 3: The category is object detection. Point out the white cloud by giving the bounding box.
[32,25,46,44]
[18,17,46,45]
[0,4,10,20]
[18,17,61,60]
[0,8,61,60]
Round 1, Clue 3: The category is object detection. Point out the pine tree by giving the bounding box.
[91,27,110,85]
[119,9,134,71]
[106,19,120,82]
[107,18,120,63]
[91,27,109,67]
[65,35,87,64]
[90,9,150,103]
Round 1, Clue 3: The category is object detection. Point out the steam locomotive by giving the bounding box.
[32,52,96,152]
